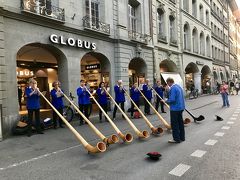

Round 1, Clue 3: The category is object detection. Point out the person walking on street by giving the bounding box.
[162,77,185,143]
[25,78,44,137]
[77,80,91,125]
[235,82,239,95]
[96,82,108,123]
[50,81,65,129]
[154,80,166,113]
[143,79,152,115]
[220,81,230,108]
[113,80,125,120]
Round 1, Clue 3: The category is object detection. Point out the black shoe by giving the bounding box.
[53,126,57,129]
[37,131,44,134]
[27,133,32,137]
[59,125,65,128]
[162,112,167,113]
[99,119,102,123]
[79,121,84,126]
[168,139,180,143]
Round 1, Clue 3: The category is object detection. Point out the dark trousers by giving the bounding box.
[99,104,108,120]
[79,104,90,122]
[27,109,41,134]
[113,102,125,119]
[155,97,165,112]
[53,108,64,127]
[144,98,151,114]
[131,101,139,116]
[170,110,185,142]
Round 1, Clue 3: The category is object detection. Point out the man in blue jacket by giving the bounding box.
[113,80,125,120]
[163,77,185,143]
[77,80,91,125]
[154,80,166,113]
[130,83,140,118]
[142,79,152,115]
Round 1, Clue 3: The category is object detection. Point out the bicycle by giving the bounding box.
[189,89,199,99]
[63,92,93,122]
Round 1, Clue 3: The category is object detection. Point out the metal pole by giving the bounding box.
[0,104,3,141]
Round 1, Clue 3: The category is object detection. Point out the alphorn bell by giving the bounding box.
[151,87,191,124]
[123,88,163,135]
[63,93,119,145]
[86,88,133,143]
[39,91,106,153]
[103,87,149,139]
[138,88,171,130]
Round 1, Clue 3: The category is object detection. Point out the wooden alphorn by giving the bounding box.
[152,87,191,124]
[63,93,119,145]
[39,91,106,153]
[86,88,133,143]
[138,88,171,129]
[103,87,149,139]
[123,88,163,135]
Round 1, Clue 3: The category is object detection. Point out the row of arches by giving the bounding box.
[183,23,211,57]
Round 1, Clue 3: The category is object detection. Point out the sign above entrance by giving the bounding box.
[85,64,100,70]
[49,34,96,50]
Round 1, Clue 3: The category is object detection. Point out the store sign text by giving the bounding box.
[49,34,96,50]
[86,64,100,70]
[16,70,34,77]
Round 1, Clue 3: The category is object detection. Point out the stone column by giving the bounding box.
[194,72,202,94]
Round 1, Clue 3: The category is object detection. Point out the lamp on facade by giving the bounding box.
[136,44,142,57]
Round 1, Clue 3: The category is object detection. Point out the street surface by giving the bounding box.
[0,94,240,180]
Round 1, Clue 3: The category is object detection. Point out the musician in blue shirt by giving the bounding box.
[142,79,152,115]
[130,83,140,118]
[96,82,108,122]
[154,80,166,113]
[113,80,125,120]
[77,80,91,125]
[25,78,44,137]
[50,81,64,129]
[163,77,185,143]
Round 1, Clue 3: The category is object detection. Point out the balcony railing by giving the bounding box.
[128,31,150,44]
[21,0,65,22]
[82,15,110,35]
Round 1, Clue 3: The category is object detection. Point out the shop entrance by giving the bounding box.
[201,65,211,94]
[16,43,67,117]
[185,62,199,92]
[128,58,146,87]
[159,60,178,85]
[80,52,110,90]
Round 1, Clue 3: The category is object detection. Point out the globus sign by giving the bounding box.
[49,34,97,50]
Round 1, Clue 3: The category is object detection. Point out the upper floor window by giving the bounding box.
[192,0,197,18]
[86,0,99,28]
[184,23,190,50]
[199,4,204,22]
[200,32,205,55]
[192,28,198,53]
[157,8,165,36]
[183,0,189,12]
[128,1,140,32]
[169,15,176,43]
[206,10,209,26]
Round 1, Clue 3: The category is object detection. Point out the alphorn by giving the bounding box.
[123,89,163,135]
[152,87,191,124]
[151,87,170,109]
[86,88,133,143]
[39,91,106,153]
[63,93,119,145]
[103,87,149,139]
[138,88,171,129]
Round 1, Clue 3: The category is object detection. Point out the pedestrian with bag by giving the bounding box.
[220,81,230,107]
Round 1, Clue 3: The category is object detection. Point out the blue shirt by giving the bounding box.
[114,85,125,103]
[154,85,164,98]
[166,84,185,111]
[51,89,64,109]
[143,84,152,99]
[130,87,140,102]
[26,87,40,110]
[96,88,108,105]
[77,87,91,105]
